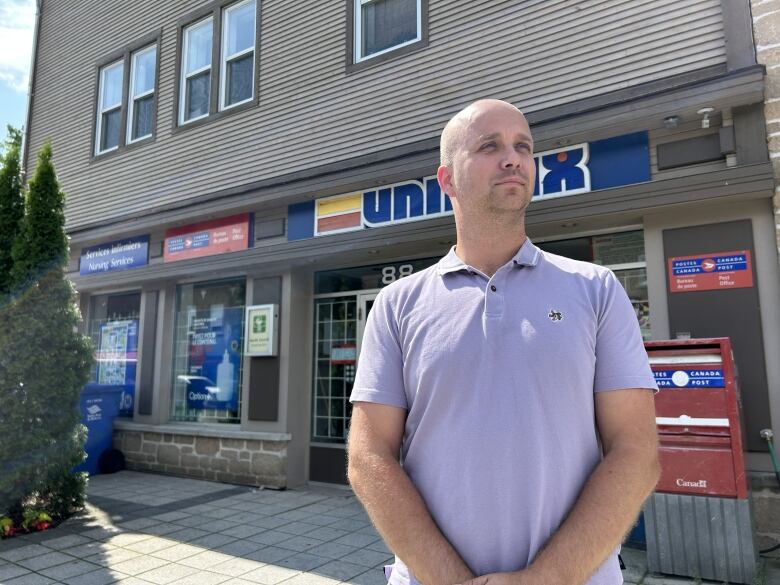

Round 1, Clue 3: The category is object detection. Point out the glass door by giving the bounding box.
[357,292,378,357]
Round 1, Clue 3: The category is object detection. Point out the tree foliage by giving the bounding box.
[0,127,24,297]
[0,142,93,518]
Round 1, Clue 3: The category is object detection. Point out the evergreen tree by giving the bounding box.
[0,142,93,518]
[0,126,24,297]
[11,143,68,290]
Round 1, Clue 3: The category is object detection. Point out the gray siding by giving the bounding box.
[28,0,727,230]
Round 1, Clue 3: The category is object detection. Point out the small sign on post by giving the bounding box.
[244,304,279,357]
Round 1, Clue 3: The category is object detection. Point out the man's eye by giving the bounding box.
[480,142,496,151]
[516,143,532,153]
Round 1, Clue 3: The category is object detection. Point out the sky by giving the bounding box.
[0,0,36,150]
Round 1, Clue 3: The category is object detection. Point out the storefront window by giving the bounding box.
[537,230,651,340]
[87,292,141,417]
[170,278,245,423]
[312,298,357,443]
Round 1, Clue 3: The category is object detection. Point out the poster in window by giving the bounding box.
[244,304,278,356]
[184,307,243,410]
[97,319,138,416]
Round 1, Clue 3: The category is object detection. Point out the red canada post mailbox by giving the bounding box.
[643,337,757,583]
[646,337,748,499]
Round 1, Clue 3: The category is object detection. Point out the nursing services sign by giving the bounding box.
[80,236,149,275]
[288,132,649,241]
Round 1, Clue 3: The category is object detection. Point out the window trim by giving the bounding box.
[173,0,261,133]
[219,0,257,111]
[95,59,124,156]
[127,44,159,145]
[90,31,161,162]
[346,0,428,72]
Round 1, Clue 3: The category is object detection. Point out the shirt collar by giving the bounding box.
[436,238,541,276]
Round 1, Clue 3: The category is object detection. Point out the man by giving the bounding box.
[347,99,660,585]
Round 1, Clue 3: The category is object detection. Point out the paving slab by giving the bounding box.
[4,573,58,584]
[16,550,75,571]
[39,558,102,579]
[0,563,31,581]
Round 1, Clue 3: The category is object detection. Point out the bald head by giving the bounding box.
[440,99,528,167]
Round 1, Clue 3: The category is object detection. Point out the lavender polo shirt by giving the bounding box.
[350,239,657,585]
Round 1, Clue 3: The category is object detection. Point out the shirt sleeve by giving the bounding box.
[593,269,658,393]
[349,288,408,409]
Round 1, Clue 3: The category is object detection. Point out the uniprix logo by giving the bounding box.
[534,143,591,198]
[311,143,591,237]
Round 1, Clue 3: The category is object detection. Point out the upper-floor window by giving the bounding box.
[94,39,159,157]
[181,18,213,124]
[221,0,256,109]
[178,0,257,127]
[127,46,158,143]
[353,0,422,62]
[96,60,124,154]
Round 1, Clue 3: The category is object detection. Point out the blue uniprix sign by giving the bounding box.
[288,131,650,241]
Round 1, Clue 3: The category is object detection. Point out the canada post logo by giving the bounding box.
[287,132,649,241]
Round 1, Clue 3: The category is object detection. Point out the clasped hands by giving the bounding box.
[455,568,553,585]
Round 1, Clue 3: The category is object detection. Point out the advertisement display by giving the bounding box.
[183,306,243,411]
[244,304,278,356]
[96,319,138,416]
[668,250,753,293]
[163,214,252,262]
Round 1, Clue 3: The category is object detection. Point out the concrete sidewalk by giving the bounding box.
[0,471,777,585]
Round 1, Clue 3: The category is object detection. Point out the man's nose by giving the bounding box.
[501,146,522,168]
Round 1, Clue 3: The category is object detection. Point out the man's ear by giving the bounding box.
[437,165,455,199]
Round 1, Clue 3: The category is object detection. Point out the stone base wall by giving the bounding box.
[113,429,287,489]
[752,472,780,557]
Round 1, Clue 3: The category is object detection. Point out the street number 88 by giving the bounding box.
[382,264,414,285]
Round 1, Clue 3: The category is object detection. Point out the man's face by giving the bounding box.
[440,104,535,218]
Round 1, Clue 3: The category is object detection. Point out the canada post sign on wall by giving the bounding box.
[80,236,149,276]
[668,250,754,293]
[288,132,649,241]
[164,214,252,262]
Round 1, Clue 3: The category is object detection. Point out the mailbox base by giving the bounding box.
[644,492,757,584]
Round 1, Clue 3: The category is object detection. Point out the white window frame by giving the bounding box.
[353,0,422,63]
[95,60,124,156]
[219,0,256,111]
[179,16,214,126]
[126,45,157,144]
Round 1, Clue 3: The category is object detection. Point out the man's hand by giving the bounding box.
[457,569,545,585]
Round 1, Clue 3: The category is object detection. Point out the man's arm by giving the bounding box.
[348,401,475,585]
[462,388,660,585]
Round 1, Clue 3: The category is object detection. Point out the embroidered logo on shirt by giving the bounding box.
[548,309,563,322]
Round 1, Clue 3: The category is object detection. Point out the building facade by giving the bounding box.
[24,0,780,542]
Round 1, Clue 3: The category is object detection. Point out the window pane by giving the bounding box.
[88,293,142,418]
[362,0,417,57]
[186,70,210,120]
[185,19,213,74]
[170,279,246,424]
[225,0,255,56]
[132,47,156,96]
[226,53,253,105]
[100,109,120,151]
[101,62,123,109]
[132,95,154,140]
